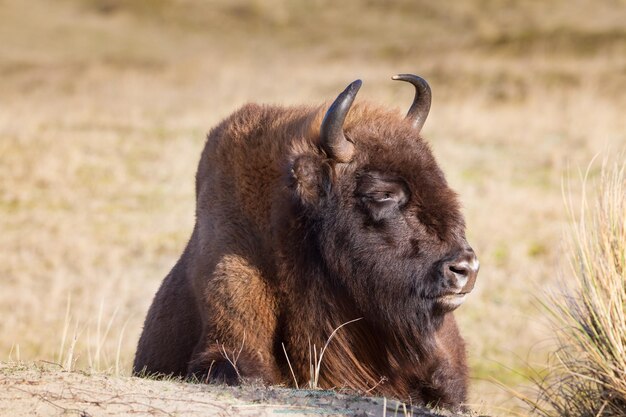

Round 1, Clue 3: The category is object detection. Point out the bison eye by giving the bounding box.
[368,192,398,204]
[360,192,405,221]
[372,193,393,202]
[356,173,409,221]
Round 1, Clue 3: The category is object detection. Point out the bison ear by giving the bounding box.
[289,155,332,206]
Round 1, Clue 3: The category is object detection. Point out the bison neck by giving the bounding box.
[278,260,453,400]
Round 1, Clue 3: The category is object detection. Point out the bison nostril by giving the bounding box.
[449,265,468,276]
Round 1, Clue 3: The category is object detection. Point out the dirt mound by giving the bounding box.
[0,363,465,417]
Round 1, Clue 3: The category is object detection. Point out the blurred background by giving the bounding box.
[1,0,625,414]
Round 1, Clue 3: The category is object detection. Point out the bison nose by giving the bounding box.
[443,249,479,293]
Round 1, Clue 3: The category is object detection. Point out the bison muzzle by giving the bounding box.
[133,74,479,409]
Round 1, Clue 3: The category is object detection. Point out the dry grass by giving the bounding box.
[513,159,626,416]
[1,0,626,415]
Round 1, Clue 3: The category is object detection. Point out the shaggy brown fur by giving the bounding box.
[133,83,478,409]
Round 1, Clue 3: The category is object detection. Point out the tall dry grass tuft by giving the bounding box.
[53,296,129,375]
[521,158,626,416]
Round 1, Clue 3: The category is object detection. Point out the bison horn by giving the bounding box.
[392,74,431,132]
[320,79,362,163]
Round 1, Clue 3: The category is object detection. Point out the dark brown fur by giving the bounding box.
[134,99,476,409]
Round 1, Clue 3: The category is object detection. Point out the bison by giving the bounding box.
[133,74,479,409]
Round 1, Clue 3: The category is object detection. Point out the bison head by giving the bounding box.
[287,75,478,332]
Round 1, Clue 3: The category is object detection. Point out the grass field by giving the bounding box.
[1,0,625,415]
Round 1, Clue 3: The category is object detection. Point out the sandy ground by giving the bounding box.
[0,363,467,417]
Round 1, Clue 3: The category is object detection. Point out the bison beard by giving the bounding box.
[133,75,479,410]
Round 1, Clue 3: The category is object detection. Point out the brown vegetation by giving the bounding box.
[1,0,625,415]
[516,160,626,416]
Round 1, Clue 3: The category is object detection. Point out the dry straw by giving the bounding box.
[519,156,626,417]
